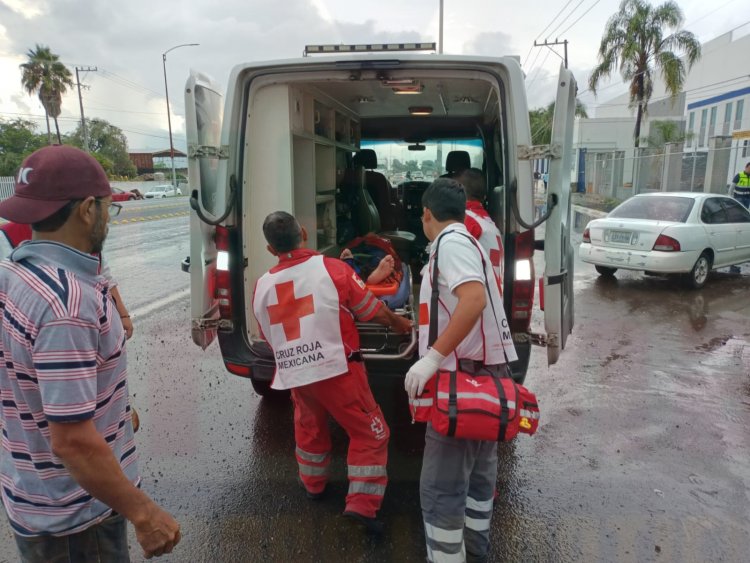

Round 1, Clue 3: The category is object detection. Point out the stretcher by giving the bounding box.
[357,263,418,361]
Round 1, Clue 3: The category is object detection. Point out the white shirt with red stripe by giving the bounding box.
[254,254,349,390]
[464,200,504,293]
[418,222,517,371]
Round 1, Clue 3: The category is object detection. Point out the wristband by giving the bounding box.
[120,315,130,319]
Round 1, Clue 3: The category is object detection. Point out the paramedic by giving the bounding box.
[252,211,412,534]
[456,168,504,293]
[0,145,179,560]
[404,179,518,563]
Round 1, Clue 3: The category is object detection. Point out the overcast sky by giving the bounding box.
[0,0,746,151]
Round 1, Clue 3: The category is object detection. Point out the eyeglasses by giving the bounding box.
[93,198,122,219]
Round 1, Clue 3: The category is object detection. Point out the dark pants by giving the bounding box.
[14,513,129,563]
[734,194,750,209]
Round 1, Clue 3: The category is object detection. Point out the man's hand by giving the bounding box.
[134,503,181,559]
[121,316,134,339]
[391,315,413,334]
[404,348,445,399]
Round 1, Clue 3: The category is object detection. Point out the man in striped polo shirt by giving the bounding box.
[0,146,180,561]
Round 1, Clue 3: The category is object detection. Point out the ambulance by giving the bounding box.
[184,43,575,397]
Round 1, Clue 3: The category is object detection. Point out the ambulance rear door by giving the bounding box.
[185,70,227,349]
[543,64,576,364]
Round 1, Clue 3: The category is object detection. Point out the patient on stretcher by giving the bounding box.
[340,249,395,284]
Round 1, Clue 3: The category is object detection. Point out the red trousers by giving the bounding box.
[291,362,389,518]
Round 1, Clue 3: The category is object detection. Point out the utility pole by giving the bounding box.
[532,39,568,68]
[75,66,97,151]
[439,0,444,54]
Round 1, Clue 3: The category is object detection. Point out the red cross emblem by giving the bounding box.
[489,236,503,268]
[266,281,315,341]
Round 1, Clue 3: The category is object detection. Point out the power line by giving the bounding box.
[545,0,587,39]
[558,0,604,37]
[527,50,552,89]
[523,0,576,67]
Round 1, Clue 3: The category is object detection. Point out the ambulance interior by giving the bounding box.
[243,69,508,372]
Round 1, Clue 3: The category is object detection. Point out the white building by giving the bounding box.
[574,25,750,195]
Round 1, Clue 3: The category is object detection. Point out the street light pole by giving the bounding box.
[439,0,444,54]
[162,43,199,190]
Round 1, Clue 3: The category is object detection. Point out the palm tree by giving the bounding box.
[529,99,589,145]
[588,0,701,147]
[20,45,74,144]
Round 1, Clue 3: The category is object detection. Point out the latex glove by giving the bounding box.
[404,348,445,399]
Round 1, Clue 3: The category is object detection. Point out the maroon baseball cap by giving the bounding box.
[0,145,112,224]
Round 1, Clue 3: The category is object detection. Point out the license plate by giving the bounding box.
[609,230,632,244]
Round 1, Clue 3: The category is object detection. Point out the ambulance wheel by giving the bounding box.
[594,265,617,277]
[251,378,290,400]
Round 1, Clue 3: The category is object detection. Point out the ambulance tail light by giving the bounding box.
[214,226,232,319]
[225,362,251,377]
[511,229,535,332]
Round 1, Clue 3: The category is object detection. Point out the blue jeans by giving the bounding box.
[14,513,129,563]
[734,194,750,209]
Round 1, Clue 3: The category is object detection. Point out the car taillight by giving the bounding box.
[511,229,535,332]
[582,227,590,243]
[653,234,681,252]
[214,226,232,319]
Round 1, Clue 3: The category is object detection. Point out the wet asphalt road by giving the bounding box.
[1,212,749,562]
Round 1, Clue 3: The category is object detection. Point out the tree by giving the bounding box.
[66,118,137,177]
[20,45,74,144]
[588,0,701,147]
[640,119,692,148]
[529,99,589,145]
[0,118,46,176]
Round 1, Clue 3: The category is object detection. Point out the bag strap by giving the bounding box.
[427,229,511,370]
[448,371,458,437]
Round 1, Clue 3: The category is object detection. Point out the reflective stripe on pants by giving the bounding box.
[291,362,389,517]
[420,424,498,562]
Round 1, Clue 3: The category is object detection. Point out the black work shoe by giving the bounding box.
[343,511,384,535]
[297,477,326,500]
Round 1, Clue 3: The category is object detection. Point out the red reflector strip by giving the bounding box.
[225,362,252,377]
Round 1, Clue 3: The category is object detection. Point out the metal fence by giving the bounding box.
[578,141,747,202]
[0,177,13,201]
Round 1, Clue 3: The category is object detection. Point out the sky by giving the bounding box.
[0,0,747,152]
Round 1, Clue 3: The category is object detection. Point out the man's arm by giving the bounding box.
[430,281,486,356]
[404,281,486,398]
[369,303,412,334]
[49,420,180,559]
[730,173,740,195]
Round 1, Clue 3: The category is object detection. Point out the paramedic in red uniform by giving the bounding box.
[405,179,517,563]
[457,168,504,293]
[252,211,412,534]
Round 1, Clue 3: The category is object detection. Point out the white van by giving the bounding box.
[185,44,575,397]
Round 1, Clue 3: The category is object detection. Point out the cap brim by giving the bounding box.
[0,195,70,225]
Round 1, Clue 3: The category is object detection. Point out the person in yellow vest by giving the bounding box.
[729,162,750,209]
[252,211,412,534]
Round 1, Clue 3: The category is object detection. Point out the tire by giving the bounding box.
[251,378,290,400]
[161,195,167,199]
[684,252,712,289]
[128,195,135,200]
[595,265,617,277]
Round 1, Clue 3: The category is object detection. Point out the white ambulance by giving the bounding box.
[184,43,575,397]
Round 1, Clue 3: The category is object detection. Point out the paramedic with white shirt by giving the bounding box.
[405,179,518,563]
[252,211,411,535]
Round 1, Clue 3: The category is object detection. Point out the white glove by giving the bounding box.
[404,348,445,399]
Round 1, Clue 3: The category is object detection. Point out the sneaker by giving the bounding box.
[343,511,384,535]
[297,477,326,500]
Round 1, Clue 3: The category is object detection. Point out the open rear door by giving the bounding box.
[544,65,576,364]
[185,71,225,349]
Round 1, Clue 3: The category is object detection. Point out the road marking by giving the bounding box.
[131,287,190,320]
[111,211,190,226]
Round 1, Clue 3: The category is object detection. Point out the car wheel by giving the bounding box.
[161,195,167,199]
[684,252,712,289]
[128,195,135,200]
[595,265,617,277]
[251,378,290,400]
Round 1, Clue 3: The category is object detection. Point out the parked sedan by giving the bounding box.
[144,185,183,198]
[579,192,750,288]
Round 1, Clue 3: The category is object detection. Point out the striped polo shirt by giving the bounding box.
[0,241,139,536]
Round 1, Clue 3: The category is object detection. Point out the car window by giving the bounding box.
[609,196,693,222]
[701,198,729,224]
[722,198,750,223]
